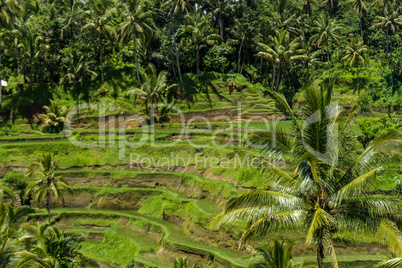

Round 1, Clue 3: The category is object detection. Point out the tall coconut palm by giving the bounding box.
[256,30,307,91]
[59,49,97,111]
[310,14,341,82]
[215,84,402,268]
[209,0,235,39]
[119,0,153,85]
[350,0,368,37]
[183,12,221,78]
[230,19,249,74]
[25,154,72,224]
[372,12,402,89]
[291,46,322,82]
[57,0,84,40]
[0,0,19,105]
[18,29,49,90]
[127,63,177,124]
[162,0,192,85]
[81,0,116,83]
[341,35,367,92]
[372,11,402,53]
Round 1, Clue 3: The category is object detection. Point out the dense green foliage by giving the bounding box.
[0,0,402,117]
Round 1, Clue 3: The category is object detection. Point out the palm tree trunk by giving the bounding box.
[326,42,331,82]
[100,33,104,83]
[317,243,325,268]
[272,63,276,91]
[47,191,51,224]
[0,25,2,106]
[133,27,141,85]
[220,16,224,39]
[356,64,360,94]
[275,65,281,91]
[386,25,389,54]
[237,39,243,73]
[390,34,394,90]
[196,44,200,78]
[169,6,183,85]
[359,14,363,37]
[30,57,33,90]
[150,99,154,126]
[306,62,310,82]
[23,61,27,84]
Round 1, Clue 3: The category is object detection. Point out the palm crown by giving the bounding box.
[216,84,402,268]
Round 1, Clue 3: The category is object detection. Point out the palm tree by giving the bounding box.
[25,154,72,224]
[18,29,49,90]
[350,0,368,37]
[231,19,249,74]
[256,30,307,91]
[372,11,402,54]
[303,0,317,16]
[376,220,402,268]
[41,100,68,133]
[162,0,192,85]
[341,35,367,92]
[119,0,153,85]
[18,226,99,267]
[81,0,116,83]
[183,12,221,78]
[248,240,315,268]
[372,11,402,89]
[209,0,235,39]
[59,49,97,111]
[215,84,402,268]
[0,203,33,268]
[291,46,322,82]
[0,0,19,105]
[127,63,177,124]
[58,0,84,40]
[310,14,341,82]
[0,187,15,204]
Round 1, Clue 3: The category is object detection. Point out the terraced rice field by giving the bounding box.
[0,89,398,267]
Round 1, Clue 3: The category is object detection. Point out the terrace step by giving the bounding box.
[13,191,22,207]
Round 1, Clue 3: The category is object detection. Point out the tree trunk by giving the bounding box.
[133,27,141,85]
[390,34,394,90]
[272,63,276,91]
[237,39,243,73]
[275,65,281,91]
[326,42,331,83]
[47,191,51,224]
[23,61,27,84]
[169,4,183,85]
[306,63,310,82]
[30,57,33,91]
[386,25,389,54]
[317,243,325,268]
[196,44,200,78]
[359,14,363,37]
[220,16,224,39]
[100,33,104,83]
[356,64,360,94]
[0,25,2,106]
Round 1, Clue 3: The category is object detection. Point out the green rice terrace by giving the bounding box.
[1,75,401,267]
